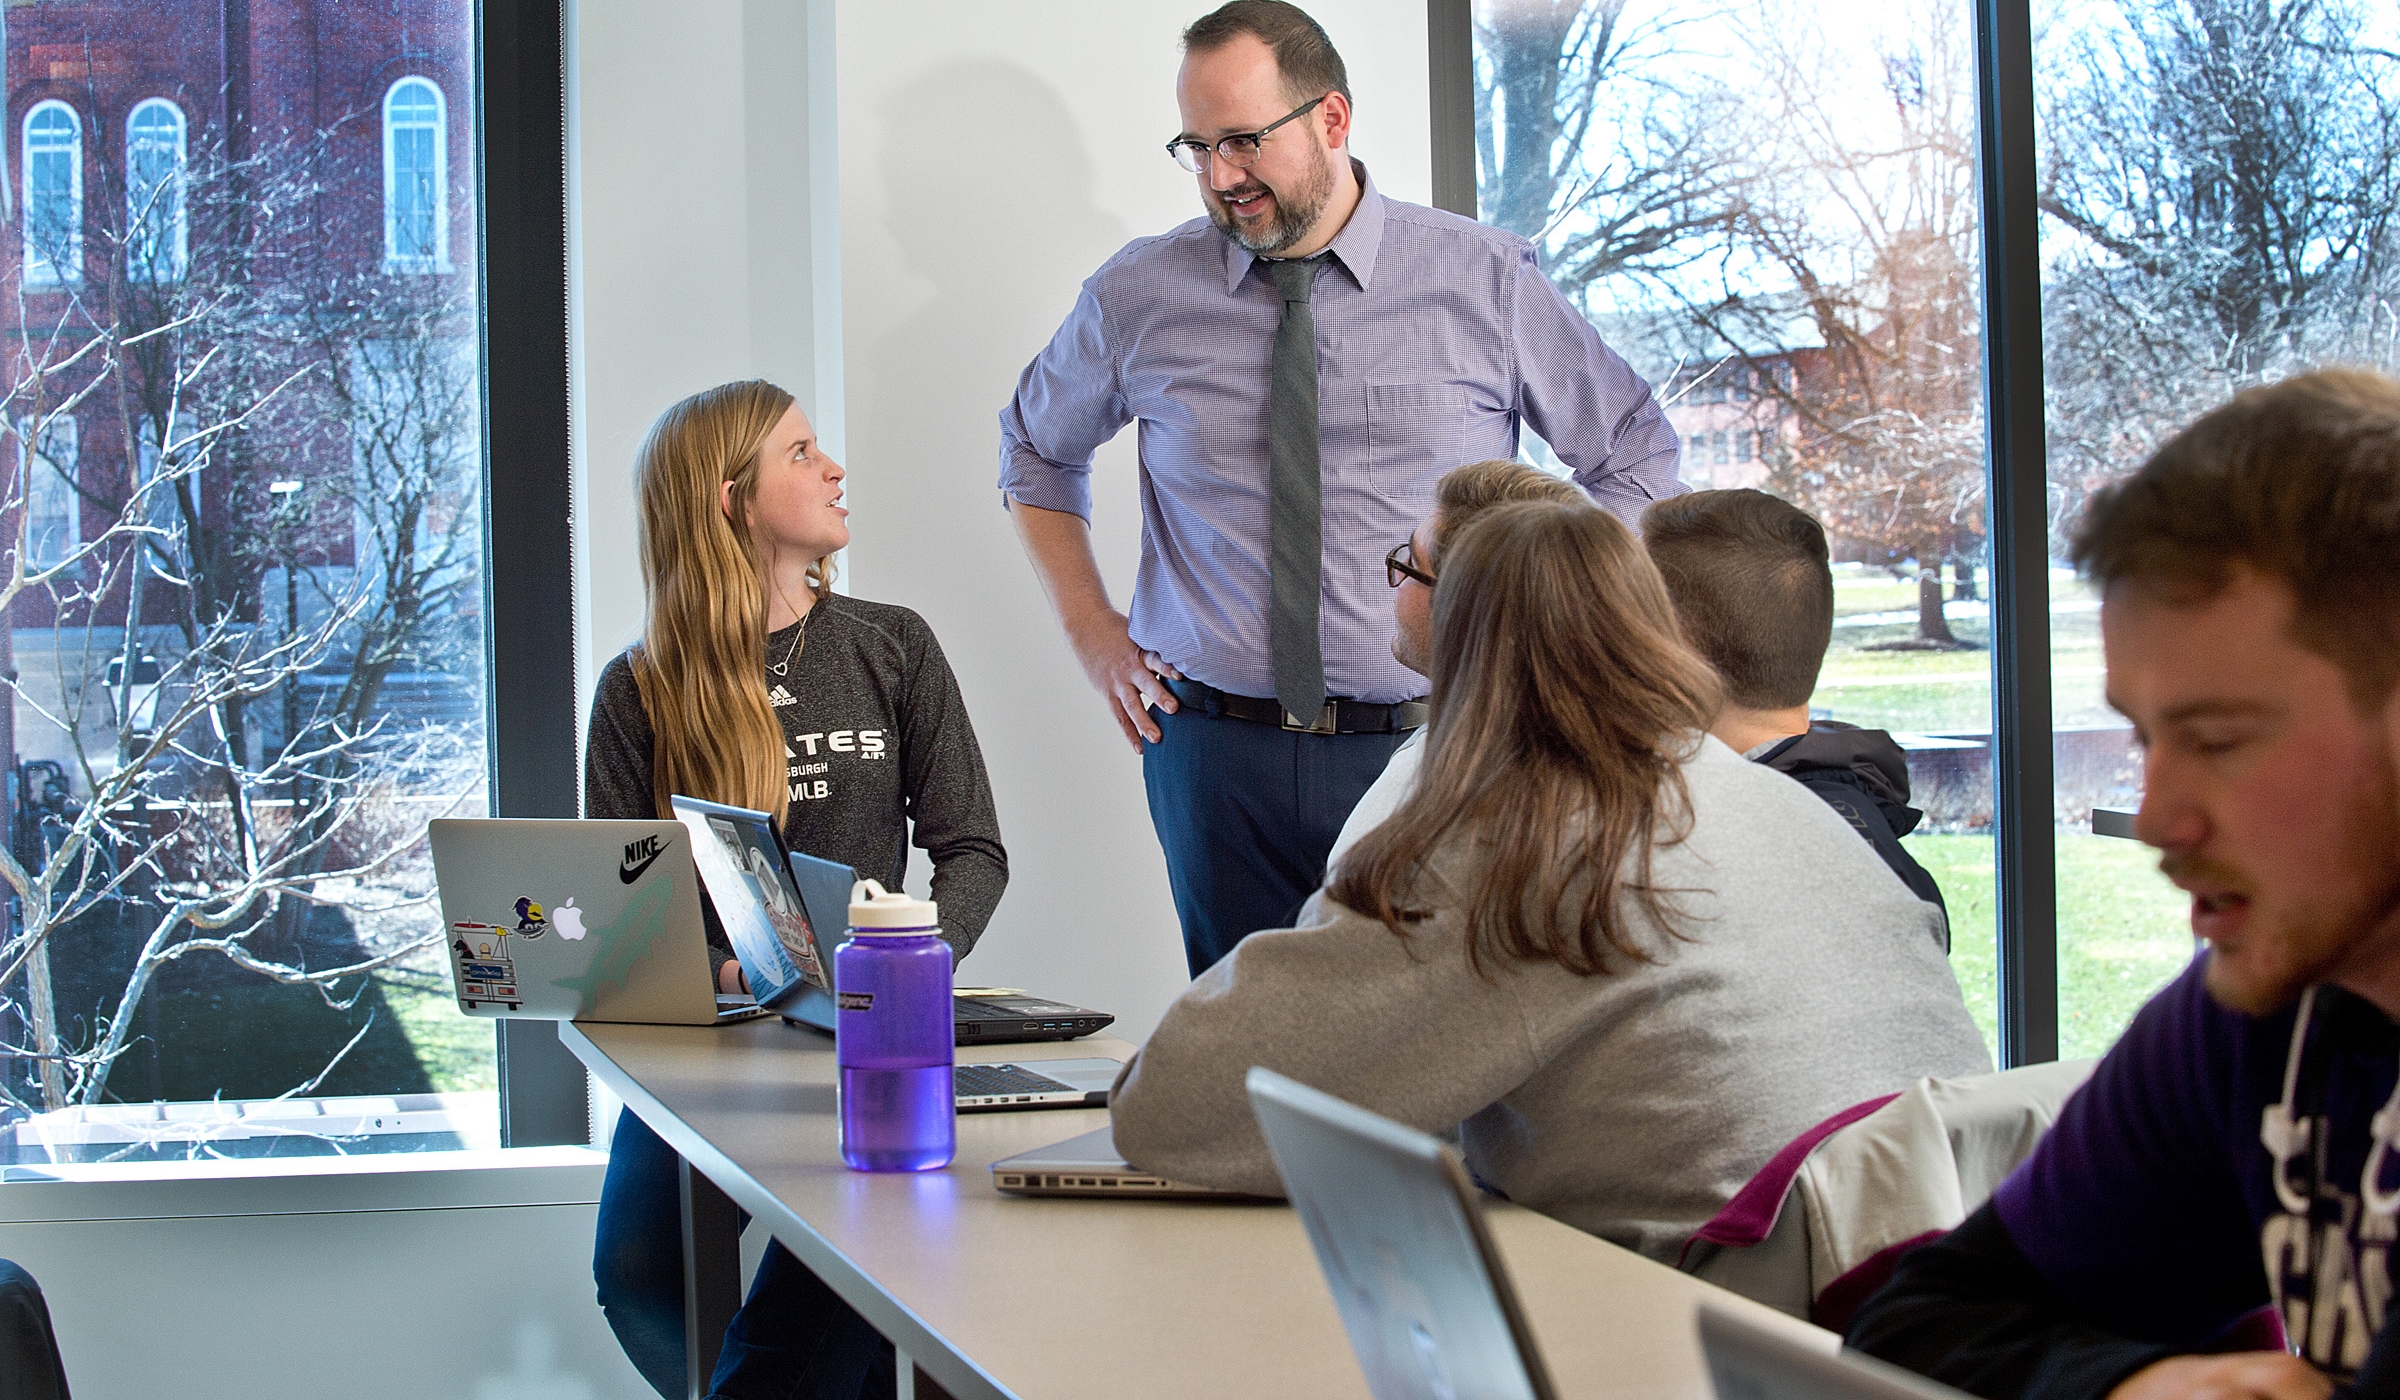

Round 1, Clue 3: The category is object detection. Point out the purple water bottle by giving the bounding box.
[836,880,955,1172]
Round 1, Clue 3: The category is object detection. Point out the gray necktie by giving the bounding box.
[1264,256,1326,724]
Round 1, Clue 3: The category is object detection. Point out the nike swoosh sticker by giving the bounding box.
[620,850,663,884]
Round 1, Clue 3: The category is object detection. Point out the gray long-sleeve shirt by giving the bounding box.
[584,593,1007,968]
[1110,734,1989,1264]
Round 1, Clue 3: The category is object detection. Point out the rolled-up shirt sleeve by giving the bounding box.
[1508,248,1686,525]
[997,281,1130,521]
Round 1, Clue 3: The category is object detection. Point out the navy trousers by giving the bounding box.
[1141,701,1411,976]
[595,1109,895,1400]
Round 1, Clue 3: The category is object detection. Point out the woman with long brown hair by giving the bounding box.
[586,381,1005,1400]
[1110,497,1986,1262]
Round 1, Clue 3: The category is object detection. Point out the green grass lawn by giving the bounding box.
[1907,829,2195,1063]
[376,957,498,1094]
[1815,567,2115,734]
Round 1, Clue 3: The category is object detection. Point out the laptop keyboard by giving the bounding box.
[954,1063,1072,1097]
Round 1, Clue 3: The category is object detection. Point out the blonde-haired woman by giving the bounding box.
[587,381,1006,1400]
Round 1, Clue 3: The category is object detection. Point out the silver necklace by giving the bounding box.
[767,604,813,677]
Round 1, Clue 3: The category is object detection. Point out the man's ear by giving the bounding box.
[1319,91,1352,152]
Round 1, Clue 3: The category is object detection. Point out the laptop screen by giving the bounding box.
[669,795,829,1003]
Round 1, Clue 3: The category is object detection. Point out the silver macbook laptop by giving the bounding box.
[1245,1069,1894,1400]
[990,1124,1247,1197]
[1246,1067,1559,1400]
[1698,1305,1961,1400]
[429,818,767,1025]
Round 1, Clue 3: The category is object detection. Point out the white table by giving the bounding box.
[562,1017,1825,1400]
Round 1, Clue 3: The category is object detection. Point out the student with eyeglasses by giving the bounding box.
[1000,1,1682,982]
[1326,459,1589,869]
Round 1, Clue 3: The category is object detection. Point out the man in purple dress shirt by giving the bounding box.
[1845,370,2400,1400]
[999,1,1682,975]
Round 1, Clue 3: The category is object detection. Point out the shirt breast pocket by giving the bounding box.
[1366,383,1468,497]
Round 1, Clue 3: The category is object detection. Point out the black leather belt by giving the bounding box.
[1162,677,1428,735]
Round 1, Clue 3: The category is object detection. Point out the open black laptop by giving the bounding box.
[667,795,1113,1046]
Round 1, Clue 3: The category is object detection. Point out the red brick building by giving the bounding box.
[2,0,478,778]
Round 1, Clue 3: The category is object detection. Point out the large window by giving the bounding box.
[2033,0,2400,1055]
[21,100,82,286]
[1475,0,2003,1053]
[1467,0,2400,1064]
[125,98,188,285]
[382,77,450,272]
[0,7,506,1165]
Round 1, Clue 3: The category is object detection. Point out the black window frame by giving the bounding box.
[1427,0,2063,1065]
[477,0,589,1141]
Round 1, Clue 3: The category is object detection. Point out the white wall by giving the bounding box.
[833,0,1433,1041]
[568,0,839,686]
[1,1153,663,1400]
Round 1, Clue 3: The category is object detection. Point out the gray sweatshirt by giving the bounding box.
[1109,734,1990,1264]
[584,593,1007,968]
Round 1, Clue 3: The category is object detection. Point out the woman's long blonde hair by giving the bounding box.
[1328,499,1722,976]
[630,380,834,825]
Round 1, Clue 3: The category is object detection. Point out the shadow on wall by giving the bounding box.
[849,58,1195,1024]
[855,59,1141,776]
[872,59,1136,352]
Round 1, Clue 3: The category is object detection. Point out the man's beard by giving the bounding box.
[1207,157,1335,255]
[2186,767,2400,1015]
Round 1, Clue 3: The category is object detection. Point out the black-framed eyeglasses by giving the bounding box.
[1386,539,1436,589]
[1166,95,1327,174]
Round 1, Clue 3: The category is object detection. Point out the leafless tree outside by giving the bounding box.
[0,104,484,1121]
[2037,0,2400,542]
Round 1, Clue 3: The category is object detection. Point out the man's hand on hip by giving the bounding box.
[2106,1354,2331,1400]
[1065,608,1181,749]
[1006,497,1183,749]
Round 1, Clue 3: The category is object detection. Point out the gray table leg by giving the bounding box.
[895,1352,957,1400]
[679,1155,742,1400]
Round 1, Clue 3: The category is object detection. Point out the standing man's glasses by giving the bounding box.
[1386,539,1436,589]
[1166,95,1328,174]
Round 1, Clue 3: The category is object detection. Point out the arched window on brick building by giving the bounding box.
[17,414,79,568]
[22,101,82,285]
[382,77,449,272]
[127,98,187,283]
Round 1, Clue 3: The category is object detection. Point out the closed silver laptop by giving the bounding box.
[990,1124,1243,1197]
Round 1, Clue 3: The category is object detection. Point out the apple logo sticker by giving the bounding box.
[552,898,588,941]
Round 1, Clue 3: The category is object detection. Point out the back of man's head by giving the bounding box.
[2074,368,2400,709]
[1431,460,1587,568]
[1641,489,1833,711]
[1183,1,1352,106]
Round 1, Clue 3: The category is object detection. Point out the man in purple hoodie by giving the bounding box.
[1847,369,2400,1400]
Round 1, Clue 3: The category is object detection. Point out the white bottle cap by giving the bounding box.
[849,879,940,934]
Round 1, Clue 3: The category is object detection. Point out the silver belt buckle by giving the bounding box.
[1282,700,1341,734]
